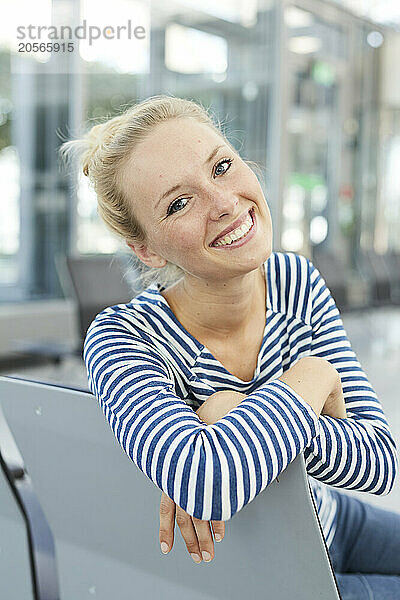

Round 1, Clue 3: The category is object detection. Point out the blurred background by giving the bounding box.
[0,0,399,508]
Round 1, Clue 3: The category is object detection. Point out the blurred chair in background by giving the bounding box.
[386,252,400,305]
[357,250,393,307]
[60,254,140,346]
[311,250,349,312]
[12,254,139,364]
[312,249,400,312]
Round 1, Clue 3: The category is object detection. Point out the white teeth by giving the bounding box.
[212,212,253,247]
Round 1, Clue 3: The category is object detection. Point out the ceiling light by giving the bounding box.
[284,7,314,28]
[288,36,322,54]
[367,31,384,48]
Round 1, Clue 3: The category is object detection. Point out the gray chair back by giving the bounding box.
[0,376,341,600]
[58,254,138,341]
[312,250,348,311]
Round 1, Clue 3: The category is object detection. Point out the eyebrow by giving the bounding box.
[155,144,225,208]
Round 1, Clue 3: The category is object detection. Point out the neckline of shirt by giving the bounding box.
[150,257,274,384]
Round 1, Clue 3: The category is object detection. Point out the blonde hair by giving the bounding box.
[60,94,257,290]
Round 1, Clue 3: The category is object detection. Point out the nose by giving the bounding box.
[207,190,239,221]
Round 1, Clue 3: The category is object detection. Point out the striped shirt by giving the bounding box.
[83,251,398,549]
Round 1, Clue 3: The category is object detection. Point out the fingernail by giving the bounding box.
[191,553,202,564]
[215,534,222,542]
[202,551,212,562]
[160,542,169,554]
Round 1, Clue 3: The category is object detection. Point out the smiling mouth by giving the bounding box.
[210,209,255,247]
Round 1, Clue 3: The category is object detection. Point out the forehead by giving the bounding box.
[122,118,226,196]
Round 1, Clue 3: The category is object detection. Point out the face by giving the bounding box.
[124,117,273,283]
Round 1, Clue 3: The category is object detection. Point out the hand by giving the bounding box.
[321,369,347,419]
[158,393,239,564]
[159,491,225,564]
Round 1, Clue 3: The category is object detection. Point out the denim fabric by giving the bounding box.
[328,488,400,599]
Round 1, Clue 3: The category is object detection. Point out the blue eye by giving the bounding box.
[166,196,189,216]
[166,158,233,217]
[214,158,233,177]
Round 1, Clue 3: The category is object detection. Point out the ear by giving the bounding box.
[126,241,167,269]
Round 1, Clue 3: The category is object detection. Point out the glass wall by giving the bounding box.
[279,3,390,278]
[76,0,276,251]
[0,0,399,304]
[0,51,19,292]
[379,109,400,252]
[281,6,347,259]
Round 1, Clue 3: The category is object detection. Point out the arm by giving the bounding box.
[84,312,320,522]
[196,390,248,424]
[304,259,398,494]
[197,356,344,425]
[162,359,340,563]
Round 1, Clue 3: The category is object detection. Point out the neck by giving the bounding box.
[162,265,267,341]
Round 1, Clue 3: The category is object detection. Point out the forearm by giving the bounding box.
[196,390,247,424]
[305,259,398,493]
[197,356,336,425]
[87,320,320,522]
[278,356,337,417]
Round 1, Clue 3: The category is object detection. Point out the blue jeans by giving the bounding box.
[328,488,400,599]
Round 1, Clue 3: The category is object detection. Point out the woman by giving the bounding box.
[62,95,399,598]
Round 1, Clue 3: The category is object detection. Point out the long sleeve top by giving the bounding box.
[83,251,398,549]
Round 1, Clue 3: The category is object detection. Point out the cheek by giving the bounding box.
[234,169,260,198]
[170,226,199,252]
[155,224,199,263]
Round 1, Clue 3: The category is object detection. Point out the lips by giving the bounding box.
[209,208,254,247]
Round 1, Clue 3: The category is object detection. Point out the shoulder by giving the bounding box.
[266,251,314,322]
[267,251,312,280]
[84,283,165,346]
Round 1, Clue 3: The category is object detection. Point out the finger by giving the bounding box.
[210,520,225,542]
[175,505,203,564]
[159,492,175,554]
[191,515,215,562]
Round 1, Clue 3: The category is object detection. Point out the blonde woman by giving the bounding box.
[62,95,399,599]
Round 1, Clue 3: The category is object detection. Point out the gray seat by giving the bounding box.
[386,252,400,304]
[11,253,139,364]
[357,251,392,307]
[311,250,349,311]
[61,254,139,343]
[0,376,341,600]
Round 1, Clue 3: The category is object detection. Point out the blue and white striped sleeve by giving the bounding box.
[84,311,320,521]
[304,259,398,495]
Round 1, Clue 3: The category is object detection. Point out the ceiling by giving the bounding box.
[330,0,400,30]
